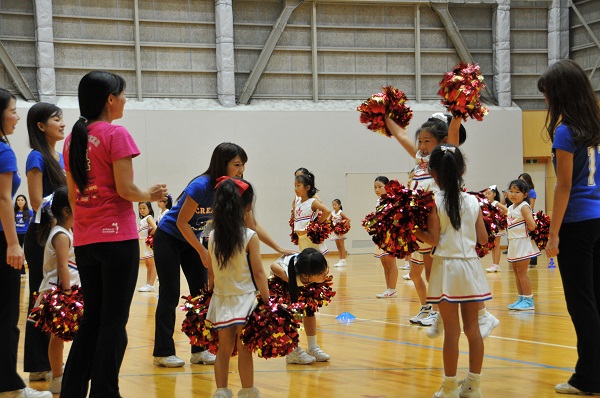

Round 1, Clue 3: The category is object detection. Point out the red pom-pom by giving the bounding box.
[29,285,84,342]
[362,180,434,258]
[467,191,504,258]
[530,211,551,250]
[438,63,489,121]
[241,297,304,359]
[306,213,333,244]
[333,219,351,236]
[268,275,336,317]
[357,86,413,136]
[289,215,298,245]
[145,234,154,249]
[180,291,221,354]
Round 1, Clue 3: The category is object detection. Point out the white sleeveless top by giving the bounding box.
[294,197,316,231]
[411,151,439,192]
[432,191,479,259]
[331,210,342,225]
[507,201,531,239]
[39,226,79,292]
[138,215,152,239]
[209,228,257,296]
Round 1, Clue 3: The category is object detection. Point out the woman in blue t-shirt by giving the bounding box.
[23,102,68,380]
[0,89,52,398]
[14,194,32,275]
[152,142,293,368]
[539,59,600,395]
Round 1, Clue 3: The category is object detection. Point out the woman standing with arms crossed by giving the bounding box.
[0,89,52,398]
[61,71,167,398]
[539,59,600,396]
[24,102,67,381]
[153,142,293,368]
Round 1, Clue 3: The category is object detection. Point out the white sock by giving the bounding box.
[307,335,318,349]
[524,294,533,298]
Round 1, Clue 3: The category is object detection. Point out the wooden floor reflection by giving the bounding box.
[18,252,576,397]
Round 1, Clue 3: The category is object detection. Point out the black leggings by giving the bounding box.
[153,228,207,357]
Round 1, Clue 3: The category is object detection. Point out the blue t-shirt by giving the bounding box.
[25,150,65,197]
[552,124,600,223]
[0,141,21,232]
[159,175,214,241]
[528,189,537,199]
[15,210,33,234]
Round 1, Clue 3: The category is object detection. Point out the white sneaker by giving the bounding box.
[409,305,432,324]
[28,371,51,381]
[376,288,397,298]
[237,386,261,398]
[399,263,410,270]
[306,346,330,362]
[402,273,411,280]
[419,311,438,326]
[212,388,233,398]
[190,350,216,365]
[479,310,500,339]
[426,312,444,338]
[153,355,185,367]
[138,284,155,292]
[0,388,53,398]
[286,347,316,364]
[485,264,501,273]
[334,259,346,267]
[48,375,62,394]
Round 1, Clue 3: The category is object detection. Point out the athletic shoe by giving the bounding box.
[138,284,155,292]
[485,264,500,273]
[419,311,438,326]
[426,312,444,338]
[153,355,185,367]
[48,375,62,394]
[237,387,261,398]
[402,273,411,280]
[306,346,330,362]
[212,388,233,398]
[409,305,432,324]
[479,311,500,340]
[0,388,53,398]
[399,263,410,270]
[334,259,346,267]
[190,350,216,364]
[508,296,523,310]
[286,347,316,364]
[554,382,600,395]
[458,372,482,398]
[376,288,397,298]
[28,371,51,382]
[528,263,537,268]
[512,297,534,311]
[434,376,459,398]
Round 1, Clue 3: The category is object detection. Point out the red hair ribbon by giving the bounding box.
[215,176,249,195]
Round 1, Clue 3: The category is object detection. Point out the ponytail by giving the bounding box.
[36,186,70,246]
[429,145,465,230]
[295,172,318,198]
[287,248,328,302]
[287,256,300,303]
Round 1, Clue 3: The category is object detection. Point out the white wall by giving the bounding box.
[10,99,523,254]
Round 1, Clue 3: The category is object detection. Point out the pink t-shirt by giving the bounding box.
[64,122,140,246]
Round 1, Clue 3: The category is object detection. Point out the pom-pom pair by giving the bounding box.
[438,63,489,121]
[357,86,413,136]
[306,212,333,244]
[467,191,505,258]
[530,211,551,250]
[362,180,434,258]
[145,234,154,249]
[268,275,337,317]
[333,219,351,235]
[29,285,84,342]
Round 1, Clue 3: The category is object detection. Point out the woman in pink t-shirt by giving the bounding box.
[61,71,167,398]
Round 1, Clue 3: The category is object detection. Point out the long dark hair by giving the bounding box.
[14,194,31,222]
[518,172,534,190]
[416,114,467,145]
[0,88,16,144]
[375,176,389,185]
[212,178,254,269]
[287,248,328,303]
[37,185,70,245]
[177,142,248,201]
[138,202,154,219]
[538,59,600,147]
[27,102,67,190]
[295,173,318,198]
[69,71,126,193]
[428,145,466,230]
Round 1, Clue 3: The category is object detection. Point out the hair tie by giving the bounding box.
[79,116,88,123]
[34,193,55,224]
[440,145,456,153]
[215,176,249,195]
[489,185,497,191]
[431,112,447,123]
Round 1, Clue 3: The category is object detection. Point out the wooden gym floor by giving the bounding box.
[18,252,576,397]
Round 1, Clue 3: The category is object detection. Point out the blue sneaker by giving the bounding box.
[513,297,534,311]
[507,296,523,310]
